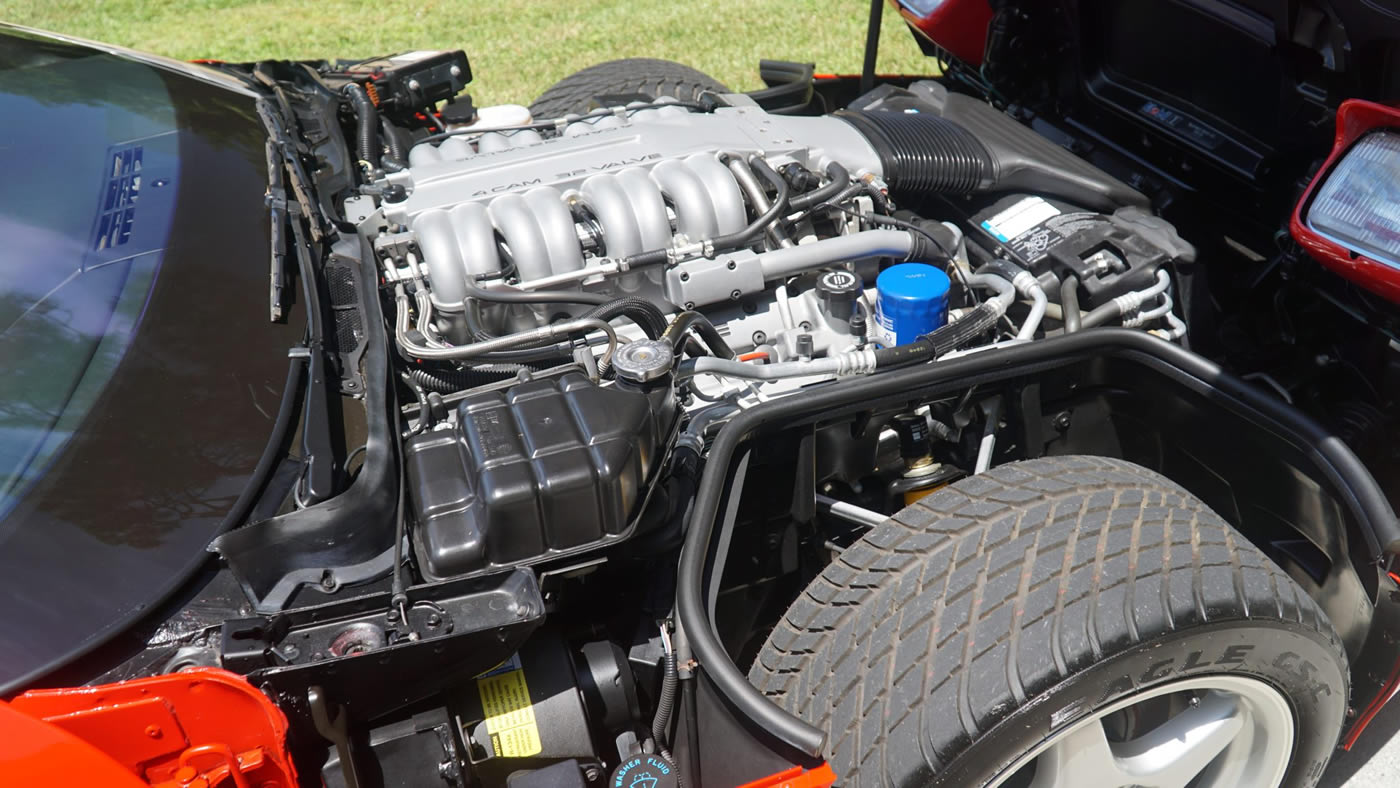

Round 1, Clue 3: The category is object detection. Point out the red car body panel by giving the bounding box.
[2,668,296,788]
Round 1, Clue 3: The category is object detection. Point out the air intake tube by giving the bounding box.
[835,109,996,196]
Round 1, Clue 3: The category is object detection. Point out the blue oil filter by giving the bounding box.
[874,263,950,347]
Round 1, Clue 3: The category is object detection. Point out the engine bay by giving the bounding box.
[56,38,1400,788]
[356,79,1197,589]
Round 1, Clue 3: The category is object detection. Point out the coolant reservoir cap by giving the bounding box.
[875,262,950,347]
[612,339,675,383]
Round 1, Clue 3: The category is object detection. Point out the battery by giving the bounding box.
[970,194,1105,272]
[874,263,950,347]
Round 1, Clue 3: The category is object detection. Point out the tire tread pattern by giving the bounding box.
[748,456,1345,786]
[529,58,729,120]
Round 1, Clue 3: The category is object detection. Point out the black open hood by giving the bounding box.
[0,28,303,693]
[967,1,1400,191]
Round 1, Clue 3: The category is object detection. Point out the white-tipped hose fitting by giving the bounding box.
[1009,270,1048,341]
[1111,270,1172,317]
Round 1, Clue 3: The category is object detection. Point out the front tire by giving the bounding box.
[750,456,1348,787]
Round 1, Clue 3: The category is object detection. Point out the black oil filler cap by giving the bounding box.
[609,754,679,788]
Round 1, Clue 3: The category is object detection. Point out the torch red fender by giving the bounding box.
[2,667,297,788]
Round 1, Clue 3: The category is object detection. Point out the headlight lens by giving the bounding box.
[1307,130,1400,268]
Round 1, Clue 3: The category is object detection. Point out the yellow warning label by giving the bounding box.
[477,667,542,757]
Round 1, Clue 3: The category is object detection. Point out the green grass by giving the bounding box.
[0,0,937,106]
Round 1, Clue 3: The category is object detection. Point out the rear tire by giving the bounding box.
[750,456,1348,787]
[529,58,729,119]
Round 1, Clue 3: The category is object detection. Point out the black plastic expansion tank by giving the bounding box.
[405,371,676,580]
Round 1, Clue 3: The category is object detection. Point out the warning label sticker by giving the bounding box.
[1005,211,1103,265]
[477,665,543,757]
[980,196,1060,242]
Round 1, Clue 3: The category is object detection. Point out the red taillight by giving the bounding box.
[892,0,994,66]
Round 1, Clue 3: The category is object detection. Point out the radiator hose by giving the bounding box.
[342,83,381,169]
[661,311,735,360]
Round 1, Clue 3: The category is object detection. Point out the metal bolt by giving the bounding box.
[679,272,690,282]
[407,78,421,92]
[449,65,462,78]
[799,321,812,331]
[751,330,767,345]
[427,613,442,628]
[145,725,162,739]
[727,260,736,270]
[730,289,742,300]
[1052,411,1072,432]
[684,301,695,310]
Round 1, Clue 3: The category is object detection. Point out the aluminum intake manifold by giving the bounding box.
[383,98,881,311]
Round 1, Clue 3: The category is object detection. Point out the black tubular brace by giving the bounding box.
[675,329,1400,757]
[836,109,994,195]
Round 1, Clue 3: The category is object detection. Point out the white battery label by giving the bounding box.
[980,197,1060,242]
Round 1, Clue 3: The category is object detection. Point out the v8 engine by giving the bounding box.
[357,82,1195,589]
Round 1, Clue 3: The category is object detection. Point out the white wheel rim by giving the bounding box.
[988,675,1295,788]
